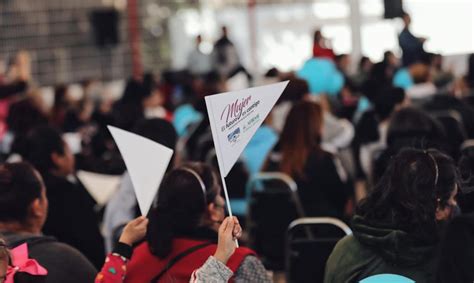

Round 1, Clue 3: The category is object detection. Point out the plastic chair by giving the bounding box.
[286,217,352,283]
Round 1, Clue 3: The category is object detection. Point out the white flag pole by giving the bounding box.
[206,100,239,247]
[219,174,239,246]
[205,82,289,247]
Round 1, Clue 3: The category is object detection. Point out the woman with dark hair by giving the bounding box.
[111,78,147,131]
[325,148,459,283]
[266,101,352,218]
[124,162,270,282]
[0,162,97,283]
[23,126,105,269]
[372,107,447,184]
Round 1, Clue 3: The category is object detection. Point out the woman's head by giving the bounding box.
[358,148,458,238]
[279,101,323,178]
[0,162,48,233]
[24,126,75,176]
[147,162,225,258]
[387,107,445,147]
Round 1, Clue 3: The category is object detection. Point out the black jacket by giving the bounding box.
[2,232,97,283]
[41,172,105,269]
[437,213,474,283]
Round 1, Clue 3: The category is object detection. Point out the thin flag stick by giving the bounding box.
[219,174,239,247]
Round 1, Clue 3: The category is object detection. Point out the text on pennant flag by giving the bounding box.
[205,81,289,177]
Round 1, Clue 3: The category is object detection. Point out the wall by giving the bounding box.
[0,0,172,86]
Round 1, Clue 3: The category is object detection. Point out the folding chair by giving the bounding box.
[286,217,352,283]
[247,172,306,271]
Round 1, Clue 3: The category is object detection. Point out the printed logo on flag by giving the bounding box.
[205,80,289,178]
[227,127,241,145]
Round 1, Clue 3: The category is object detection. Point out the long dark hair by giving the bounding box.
[279,101,323,178]
[146,162,220,258]
[357,148,458,241]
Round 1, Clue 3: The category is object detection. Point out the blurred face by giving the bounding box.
[436,185,459,221]
[388,53,399,67]
[52,141,75,176]
[207,192,226,231]
[143,90,165,108]
[403,14,411,26]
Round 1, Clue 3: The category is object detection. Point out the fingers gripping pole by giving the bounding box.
[220,174,239,247]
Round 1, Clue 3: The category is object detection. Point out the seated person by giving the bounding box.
[0,162,97,283]
[265,101,352,219]
[96,216,245,283]
[435,145,474,282]
[103,118,177,252]
[23,126,105,268]
[325,148,459,282]
[373,107,447,184]
[124,162,271,282]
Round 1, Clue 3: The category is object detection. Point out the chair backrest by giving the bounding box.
[246,172,305,271]
[286,217,352,283]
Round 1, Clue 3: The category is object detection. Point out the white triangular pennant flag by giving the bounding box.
[205,81,289,177]
[108,126,174,216]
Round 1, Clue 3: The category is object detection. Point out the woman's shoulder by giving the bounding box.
[327,234,377,270]
[325,235,378,283]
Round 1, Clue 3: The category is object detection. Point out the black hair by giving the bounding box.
[7,98,49,156]
[53,85,69,110]
[457,145,474,213]
[373,87,405,121]
[132,118,177,172]
[387,107,445,147]
[359,56,371,71]
[0,162,43,224]
[467,54,474,87]
[146,162,220,258]
[358,148,458,241]
[277,77,309,104]
[120,78,148,104]
[133,118,177,150]
[23,126,65,173]
[383,51,394,63]
[111,78,147,131]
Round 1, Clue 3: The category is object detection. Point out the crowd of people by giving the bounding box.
[0,13,474,283]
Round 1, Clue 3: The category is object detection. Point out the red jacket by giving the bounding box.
[125,238,255,283]
[313,44,335,60]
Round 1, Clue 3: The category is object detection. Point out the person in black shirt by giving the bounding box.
[23,126,105,269]
[399,13,427,67]
[265,101,352,219]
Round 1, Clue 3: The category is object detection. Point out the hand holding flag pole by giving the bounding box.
[205,81,289,248]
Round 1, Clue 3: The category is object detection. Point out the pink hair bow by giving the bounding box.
[6,243,47,283]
